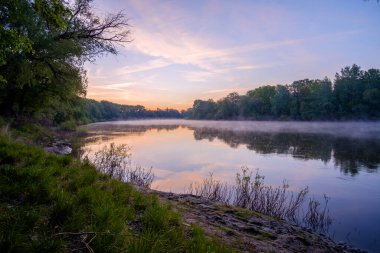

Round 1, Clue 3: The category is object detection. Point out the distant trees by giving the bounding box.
[0,0,130,121]
[75,99,182,124]
[192,99,217,119]
[271,85,291,118]
[188,65,380,120]
[334,64,380,119]
[1,2,378,124]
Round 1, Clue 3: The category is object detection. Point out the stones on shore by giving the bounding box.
[44,139,72,155]
[135,186,366,253]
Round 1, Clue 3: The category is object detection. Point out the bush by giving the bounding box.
[60,120,77,131]
[91,143,154,188]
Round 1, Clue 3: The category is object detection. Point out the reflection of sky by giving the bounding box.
[85,0,380,110]
[83,122,380,251]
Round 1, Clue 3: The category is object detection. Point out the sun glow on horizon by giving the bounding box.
[86,0,380,109]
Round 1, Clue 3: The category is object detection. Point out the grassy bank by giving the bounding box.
[0,136,232,252]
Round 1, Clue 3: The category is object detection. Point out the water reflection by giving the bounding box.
[84,123,380,176]
[82,120,380,252]
[192,128,380,175]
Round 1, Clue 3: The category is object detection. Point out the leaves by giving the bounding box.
[189,65,380,120]
[0,0,131,119]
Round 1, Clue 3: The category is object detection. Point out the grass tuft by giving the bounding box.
[188,167,332,234]
[0,137,232,252]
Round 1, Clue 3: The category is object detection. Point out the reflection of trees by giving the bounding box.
[83,125,181,146]
[192,127,380,176]
[86,124,180,134]
[84,123,380,176]
[334,139,380,174]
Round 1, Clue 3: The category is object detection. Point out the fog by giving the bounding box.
[85,119,380,140]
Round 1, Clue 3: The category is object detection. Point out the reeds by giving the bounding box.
[187,167,332,233]
[91,143,154,188]
[88,144,331,233]
[188,173,231,202]
[303,194,332,233]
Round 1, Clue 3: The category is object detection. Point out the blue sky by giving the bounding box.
[85,0,380,110]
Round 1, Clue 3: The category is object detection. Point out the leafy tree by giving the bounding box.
[192,99,217,119]
[215,92,241,119]
[188,65,380,121]
[251,85,276,117]
[362,68,380,117]
[288,79,312,119]
[0,0,130,121]
[239,94,254,118]
[299,78,334,120]
[271,85,291,118]
[333,64,366,118]
[54,97,184,125]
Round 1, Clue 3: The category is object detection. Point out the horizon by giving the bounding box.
[85,0,380,110]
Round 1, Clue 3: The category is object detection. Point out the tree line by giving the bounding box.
[187,64,380,120]
[0,0,183,127]
[0,0,131,125]
[55,98,182,128]
[1,1,379,126]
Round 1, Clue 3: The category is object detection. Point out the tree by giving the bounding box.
[215,92,241,119]
[189,65,380,121]
[271,85,291,118]
[288,79,312,119]
[0,0,131,121]
[362,68,380,117]
[333,64,366,118]
[192,99,217,119]
[251,85,276,117]
[299,78,334,120]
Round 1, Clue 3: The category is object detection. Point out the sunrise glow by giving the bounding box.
[85,0,380,109]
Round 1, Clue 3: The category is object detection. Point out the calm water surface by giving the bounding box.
[81,120,380,252]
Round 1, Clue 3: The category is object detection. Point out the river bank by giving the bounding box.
[0,123,368,252]
[0,135,232,252]
[135,186,365,253]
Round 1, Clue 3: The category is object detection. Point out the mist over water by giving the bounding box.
[88,119,380,140]
[82,120,380,252]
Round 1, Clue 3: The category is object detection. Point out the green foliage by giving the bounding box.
[192,99,218,119]
[0,137,232,252]
[216,93,241,119]
[0,0,183,125]
[67,98,183,124]
[188,65,380,120]
[271,85,291,118]
[0,0,130,120]
[187,225,234,253]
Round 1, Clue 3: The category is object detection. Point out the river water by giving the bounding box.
[81,120,380,252]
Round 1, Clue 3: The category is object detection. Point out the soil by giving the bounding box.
[138,187,366,253]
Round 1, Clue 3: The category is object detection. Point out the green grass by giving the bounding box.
[2,122,54,146]
[0,137,234,253]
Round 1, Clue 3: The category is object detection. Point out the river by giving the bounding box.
[81,119,380,252]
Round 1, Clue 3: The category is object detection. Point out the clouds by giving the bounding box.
[116,58,172,75]
[85,0,380,109]
[203,87,248,95]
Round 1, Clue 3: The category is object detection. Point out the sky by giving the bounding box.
[84,0,380,110]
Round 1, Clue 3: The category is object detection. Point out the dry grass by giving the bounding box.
[88,143,154,188]
[188,167,332,233]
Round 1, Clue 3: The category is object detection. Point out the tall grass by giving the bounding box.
[303,194,332,233]
[86,143,331,233]
[88,143,154,188]
[0,137,234,252]
[188,173,231,202]
[0,124,11,139]
[187,167,332,233]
